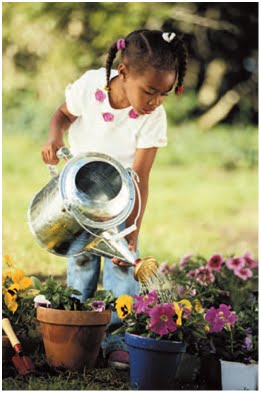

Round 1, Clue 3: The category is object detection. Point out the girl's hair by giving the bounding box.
[105,29,188,94]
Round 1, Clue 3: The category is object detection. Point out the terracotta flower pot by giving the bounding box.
[37,306,111,370]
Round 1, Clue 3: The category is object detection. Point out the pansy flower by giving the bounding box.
[115,294,133,319]
[90,300,106,312]
[11,269,32,290]
[173,299,192,325]
[4,284,19,313]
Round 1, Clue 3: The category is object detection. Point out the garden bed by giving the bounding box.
[2,337,216,390]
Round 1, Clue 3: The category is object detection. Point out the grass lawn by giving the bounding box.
[3,128,258,277]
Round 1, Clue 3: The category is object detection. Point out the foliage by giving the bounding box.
[34,276,115,312]
[2,2,258,138]
[160,251,258,363]
[2,255,38,336]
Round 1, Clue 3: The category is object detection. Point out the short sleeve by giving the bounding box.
[136,106,167,148]
[65,70,96,116]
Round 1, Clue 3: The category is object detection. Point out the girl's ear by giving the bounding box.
[118,63,129,80]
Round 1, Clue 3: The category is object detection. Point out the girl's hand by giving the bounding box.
[41,139,65,165]
[111,234,137,267]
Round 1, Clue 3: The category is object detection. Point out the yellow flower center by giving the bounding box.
[160,314,168,322]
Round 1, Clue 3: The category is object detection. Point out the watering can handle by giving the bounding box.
[47,146,73,178]
[107,169,141,241]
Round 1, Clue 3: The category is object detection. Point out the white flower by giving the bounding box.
[34,294,51,308]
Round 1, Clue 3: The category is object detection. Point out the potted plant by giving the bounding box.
[34,276,114,370]
[112,287,237,390]
[161,251,258,390]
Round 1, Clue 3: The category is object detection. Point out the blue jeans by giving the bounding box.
[67,227,140,357]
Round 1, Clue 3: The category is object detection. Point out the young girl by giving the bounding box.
[41,29,188,369]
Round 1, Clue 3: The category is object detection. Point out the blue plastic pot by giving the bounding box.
[125,332,187,390]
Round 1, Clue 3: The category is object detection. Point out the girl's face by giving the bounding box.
[120,65,177,115]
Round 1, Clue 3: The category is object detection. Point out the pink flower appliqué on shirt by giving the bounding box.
[95,89,106,102]
[128,109,139,119]
[102,112,114,122]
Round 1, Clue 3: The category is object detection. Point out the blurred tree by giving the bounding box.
[3,2,258,137]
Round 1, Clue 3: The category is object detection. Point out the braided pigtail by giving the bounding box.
[105,41,118,91]
[171,36,188,95]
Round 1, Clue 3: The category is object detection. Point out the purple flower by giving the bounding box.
[234,267,253,280]
[242,335,253,351]
[102,112,114,122]
[90,300,106,312]
[133,290,158,314]
[243,251,258,269]
[179,253,193,270]
[95,89,106,102]
[128,109,139,119]
[148,303,177,336]
[205,304,237,332]
[207,253,223,271]
[226,257,245,271]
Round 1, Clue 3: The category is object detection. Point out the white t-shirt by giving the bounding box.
[65,68,167,168]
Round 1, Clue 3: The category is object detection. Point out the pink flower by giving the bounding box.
[177,285,186,298]
[128,109,139,119]
[102,112,114,122]
[133,290,158,314]
[179,253,193,270]
[189,288,197,296]
[148,303,177,336]
[159,261,176,274]
[234,267,253,280]
[95,89,106,102]
[194,266,215,286]
[207,253,223,271]
[243,251,258,269]
[159,261,170,273]
[205,304,237,332]
[226,257,245,271]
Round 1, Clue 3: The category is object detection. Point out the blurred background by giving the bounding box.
[3,2,258,278]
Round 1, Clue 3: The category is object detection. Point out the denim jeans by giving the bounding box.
[67,226,140,357]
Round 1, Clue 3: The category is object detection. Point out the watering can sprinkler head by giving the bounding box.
[133,257,159,283]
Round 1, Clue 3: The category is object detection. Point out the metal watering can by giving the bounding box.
[28,147,158,282]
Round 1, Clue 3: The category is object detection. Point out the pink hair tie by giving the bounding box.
[117,38,126,50]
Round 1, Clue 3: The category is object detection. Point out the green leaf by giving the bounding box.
[30,276,42,290]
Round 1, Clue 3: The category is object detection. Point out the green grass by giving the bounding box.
[2,125,258,277]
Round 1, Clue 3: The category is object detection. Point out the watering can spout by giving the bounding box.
[83,228,139,266]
